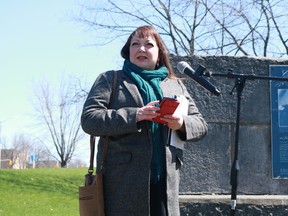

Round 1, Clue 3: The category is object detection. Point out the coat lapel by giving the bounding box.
[122,72,144,106]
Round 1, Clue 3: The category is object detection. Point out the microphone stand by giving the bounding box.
[201,68,288,215]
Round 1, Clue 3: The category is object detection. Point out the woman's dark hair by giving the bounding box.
[121,26,176,77]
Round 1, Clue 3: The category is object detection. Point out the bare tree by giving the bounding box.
[9,134,33,169]
[33,76,84,168]
[76,0,288,57]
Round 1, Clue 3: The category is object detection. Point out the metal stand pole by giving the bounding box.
[229,77,246,215]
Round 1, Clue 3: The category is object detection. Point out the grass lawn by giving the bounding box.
[0,168,87,216]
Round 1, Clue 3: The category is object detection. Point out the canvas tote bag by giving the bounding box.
[79,136,107,216]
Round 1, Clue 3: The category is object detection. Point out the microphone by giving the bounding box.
[177,61,220,96]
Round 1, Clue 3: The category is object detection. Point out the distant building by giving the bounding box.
[0,149,21,169]
[1,149,60,169]
[36,160,60,168]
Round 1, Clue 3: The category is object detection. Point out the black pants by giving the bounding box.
[150,177,167,216]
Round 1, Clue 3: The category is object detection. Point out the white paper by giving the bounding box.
[170,95,189,150]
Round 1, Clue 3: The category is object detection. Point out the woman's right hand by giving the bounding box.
[136,101,160,122]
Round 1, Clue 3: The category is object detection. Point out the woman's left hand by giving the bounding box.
[161,114,184,131]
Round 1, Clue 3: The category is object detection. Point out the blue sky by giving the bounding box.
[0,0,123,163]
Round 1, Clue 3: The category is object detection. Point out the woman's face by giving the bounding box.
[129,35,159,70]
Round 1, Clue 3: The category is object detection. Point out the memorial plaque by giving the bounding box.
[270,65,288,179]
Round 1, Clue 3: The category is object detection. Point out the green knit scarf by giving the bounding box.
[122,59,168,182]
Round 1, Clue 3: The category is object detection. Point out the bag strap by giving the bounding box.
[88,70,118,175]
[88,136,96,175]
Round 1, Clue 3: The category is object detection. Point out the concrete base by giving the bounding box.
[179,195,288,215]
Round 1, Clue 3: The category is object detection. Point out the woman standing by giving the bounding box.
[81,25,208,216]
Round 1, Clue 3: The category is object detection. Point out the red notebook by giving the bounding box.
[152,97,180,124]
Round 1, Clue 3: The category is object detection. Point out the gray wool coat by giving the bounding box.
[81,70,208,216]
